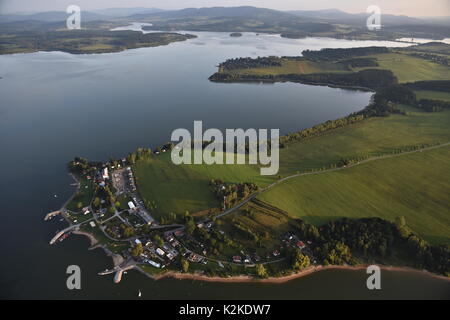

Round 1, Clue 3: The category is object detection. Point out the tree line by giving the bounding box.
[294,217,449,276]
[218,56,282,71]
[301,46,389,61]
[210,68,398,89]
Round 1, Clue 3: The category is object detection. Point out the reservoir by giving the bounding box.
[0,30,448,299]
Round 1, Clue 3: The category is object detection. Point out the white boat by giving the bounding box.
[138,290,142,298]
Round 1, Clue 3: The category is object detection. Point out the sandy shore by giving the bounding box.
[152,264,450,284]
[70,229,449,284]
[72,230,99,247]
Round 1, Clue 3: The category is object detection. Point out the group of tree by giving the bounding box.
[301,46,389,61]
[290,249,311,271]
[376,82,450,113]
[293,216,449,276]
[340,57,378,69]
[211,69,398,89]
[404,80,450,92]
[131,243,143,257]
[218,56,282,71]
[279,114,365,148]
[210,179,258,209]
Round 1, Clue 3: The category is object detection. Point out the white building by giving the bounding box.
[128,201,136,210]
[102,167,109,179]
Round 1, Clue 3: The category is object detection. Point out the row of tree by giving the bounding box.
[218,56,282,70]
[301,46,389,61]
[210,179,258,209]
[211,68,398,89]
[292,216,449,276]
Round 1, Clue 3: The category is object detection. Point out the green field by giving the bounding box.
[415,90,450,102]
[66,174,94,212]
[358,53,450,83]
[259,146,450,245]
[225,58,349,76]
[278,106,450,176]
[219,52,450,84]
[133,107,450,221]
[133,151,272,219]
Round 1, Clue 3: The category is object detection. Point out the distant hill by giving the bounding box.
[287,9,430,26]
[90,7,165,17]
[1,6,448,41]
[129,6,307,21]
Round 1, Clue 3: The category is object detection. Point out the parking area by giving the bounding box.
[112,167,136,195]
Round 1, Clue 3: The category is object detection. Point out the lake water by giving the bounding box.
[0,30,448,299]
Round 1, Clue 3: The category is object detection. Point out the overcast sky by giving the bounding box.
[1,0,449,17]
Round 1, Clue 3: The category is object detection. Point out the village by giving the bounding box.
[48,155,316,278]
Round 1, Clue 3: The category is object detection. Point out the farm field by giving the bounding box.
[133,107,450,219]
[415,90,450,102]
[259,145,450,245]
[358,53,450,83]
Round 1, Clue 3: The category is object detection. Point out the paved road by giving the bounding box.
[216,142,450,219]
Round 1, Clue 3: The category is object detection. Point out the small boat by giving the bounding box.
[138,290,142,298]
[54,194,58,198]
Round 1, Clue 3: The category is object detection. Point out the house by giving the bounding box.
[145,259,160,268]
[272,250,280,257]
[89,221,96,228]
[128,201,136,210]
[232,256,242,263]
[82,207,90,215]
[135,239,142,245]
[102,167,109,180]
[296,241,306,249]
[156,248,165,256]
[136,210,153,225]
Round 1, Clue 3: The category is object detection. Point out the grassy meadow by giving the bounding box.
[134,107,450,223]
[219,52,450,84]
[415,90,450,102]
[133,151,272,219]
[224,58,349,76]
[358,53,450,83]
[133,49,450,243]
[259,146,450,245]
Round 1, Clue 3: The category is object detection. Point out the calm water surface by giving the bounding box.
[0,30,448,299]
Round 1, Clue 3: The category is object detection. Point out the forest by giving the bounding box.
[210,68,398,89]
[292,216,450,276]
[301,46,389,61]
[218,56,282,70]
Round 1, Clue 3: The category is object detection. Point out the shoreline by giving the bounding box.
[152,264,450,284]
[64,165,450,285]
[72,230,99,247]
